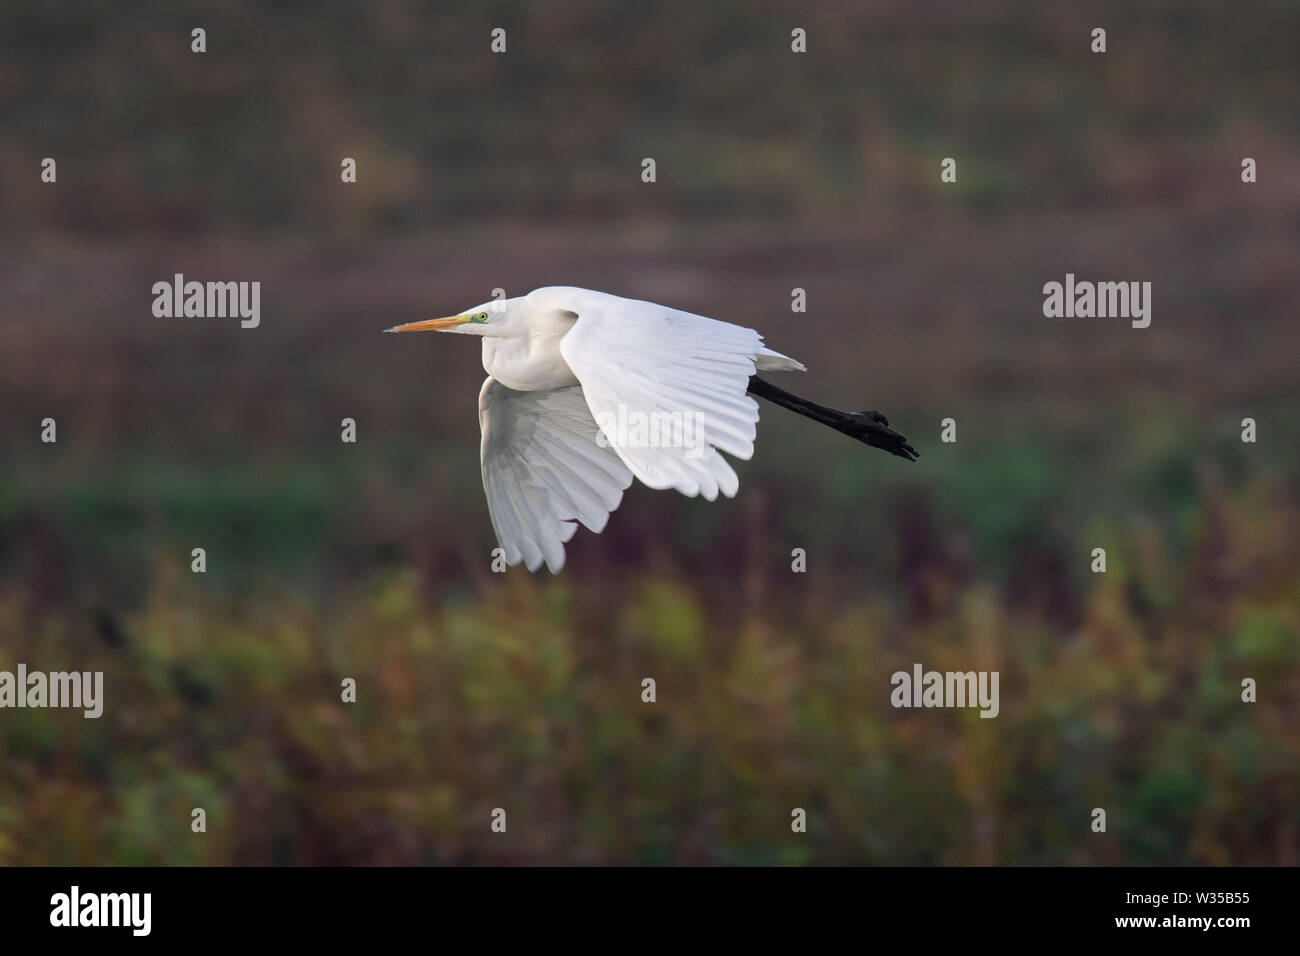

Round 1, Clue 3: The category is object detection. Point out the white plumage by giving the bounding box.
[477,379,631,573]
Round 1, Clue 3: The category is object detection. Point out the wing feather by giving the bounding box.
[556,291,801,499]
[479,377,633,572]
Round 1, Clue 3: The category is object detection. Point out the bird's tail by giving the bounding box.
[755,346,807,372]
[746,375,918,461]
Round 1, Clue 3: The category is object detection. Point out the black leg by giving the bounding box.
[747,376,918,461]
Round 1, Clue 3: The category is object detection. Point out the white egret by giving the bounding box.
[387,287,915,572]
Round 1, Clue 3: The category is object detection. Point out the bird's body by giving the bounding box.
[387,286,915,572]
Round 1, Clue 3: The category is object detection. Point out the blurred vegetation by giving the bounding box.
[0,1,1298,864]
[2,431,1297,865]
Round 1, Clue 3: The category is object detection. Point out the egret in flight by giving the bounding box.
[386,287,915,572]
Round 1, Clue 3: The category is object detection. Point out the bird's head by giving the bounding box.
[384,297,509,337]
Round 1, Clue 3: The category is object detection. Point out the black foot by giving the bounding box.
[842,410,918,461]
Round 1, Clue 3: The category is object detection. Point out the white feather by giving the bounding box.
[479,377,633,572]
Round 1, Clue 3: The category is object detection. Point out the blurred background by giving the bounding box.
[0,0,1297,864]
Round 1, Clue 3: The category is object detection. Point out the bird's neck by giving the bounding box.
[482,335,579,392]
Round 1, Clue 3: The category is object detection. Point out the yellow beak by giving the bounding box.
[384,315,469,333]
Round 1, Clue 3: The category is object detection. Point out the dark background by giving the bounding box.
[0,1,1297,864]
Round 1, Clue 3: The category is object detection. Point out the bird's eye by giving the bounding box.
[475,312,488,322]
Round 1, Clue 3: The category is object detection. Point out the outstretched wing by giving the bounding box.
[478,376,633,573]
[557,293,799,499]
